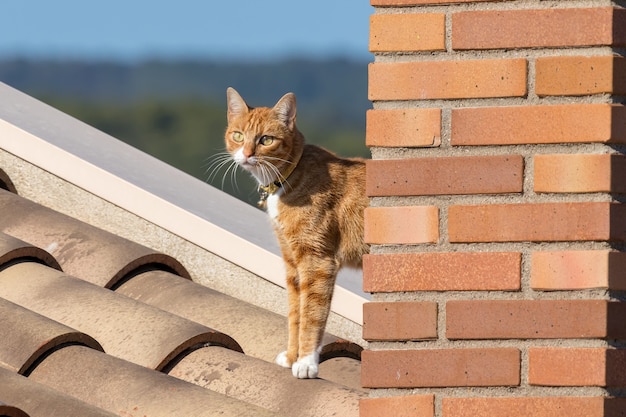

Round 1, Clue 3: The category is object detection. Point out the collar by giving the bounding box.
[257,150,302,208]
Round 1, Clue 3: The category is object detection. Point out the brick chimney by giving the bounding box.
[362,2,626,416]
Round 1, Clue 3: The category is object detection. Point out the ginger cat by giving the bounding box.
[224,87,368,378]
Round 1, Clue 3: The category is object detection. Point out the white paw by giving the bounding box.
[292,352,319,379]
[275,351,291,368]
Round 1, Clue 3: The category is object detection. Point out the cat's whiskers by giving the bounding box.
[259,155,297,191]
[203,152,231,179]
[263,155,294,165]
[204,152,230,182]
[257,159,291,193]
[204,152,242,192]
[260,158,280,182]
[224,158,242,193]
[204,156,231,183]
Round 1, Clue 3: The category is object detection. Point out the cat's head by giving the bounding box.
[225,87,303,186]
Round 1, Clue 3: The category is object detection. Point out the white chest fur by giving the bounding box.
[266,189,282,220]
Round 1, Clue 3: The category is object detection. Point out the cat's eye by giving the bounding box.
[232,132,244,143]
[259,135,275,146]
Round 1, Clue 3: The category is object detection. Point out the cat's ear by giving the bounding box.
[273,92,297,130]
[227,87,249,122]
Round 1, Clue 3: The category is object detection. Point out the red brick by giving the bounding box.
[360,395,434,417]
[528,348,605,387]
[528,347,626,387]
[446,300,613,339]
[368,59,527,101]
[363,301,438,341]
[534,154,612,193]
[370,14,445,52]
[452,8,622,50]
[363,252,521,292]
[536,56,626,96]
[361,348,520,388]
[366,108,441,148]
[534,153,626,194]
[366,155,523,197]
[531,250,626,291]
[451,104,626,146]
[364,206,439,245]
[535,153,626,193]
[442,397,606,417]
[448,202,626,243]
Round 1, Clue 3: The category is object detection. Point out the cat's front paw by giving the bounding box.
[275,351,292,368]
[292,353,319,379]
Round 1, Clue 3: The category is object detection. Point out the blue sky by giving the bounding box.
[1,0,373,61]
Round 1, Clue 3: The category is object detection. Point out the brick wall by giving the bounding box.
[362,1,626,416]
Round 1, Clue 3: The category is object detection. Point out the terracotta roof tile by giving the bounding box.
[116,269,288,361]
[168,345,363,417]
[28,345,282,417]
[0,367,118,417]
[0,189,190,288]
[319,357,363,391]
[0,232,60,271]
[117,270,363,365]
[118,270,364,391]
[0,262,241,371]
[0,298,102,374]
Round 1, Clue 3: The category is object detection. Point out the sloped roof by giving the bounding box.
[0,84,367,416]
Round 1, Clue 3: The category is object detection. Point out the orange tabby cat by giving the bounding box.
[225,87,368,378]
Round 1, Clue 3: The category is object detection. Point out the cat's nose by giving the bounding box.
[234,147,254,165]
[241,144,254,158]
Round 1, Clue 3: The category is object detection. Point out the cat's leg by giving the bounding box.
[276,259,300,368]
[292,256,338,379]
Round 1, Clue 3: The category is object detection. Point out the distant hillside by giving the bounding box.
[0,58,371,205]
[0,57,370,127]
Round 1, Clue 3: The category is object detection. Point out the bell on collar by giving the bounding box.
[257,188,269,209]
[257,182,280,209]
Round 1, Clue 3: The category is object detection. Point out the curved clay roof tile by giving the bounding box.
[0,298,103,375]
[0,189,190,288]
[0,368,118,417]
[28,345,283,417]
[117,270,364,365]
[167,345,365,417]
[0,232,61,271]
[0,262,242,371]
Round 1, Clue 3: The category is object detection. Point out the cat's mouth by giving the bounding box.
[237,159,264,178]
[234,153,258,169]
[237,160,280,186]
[238,160,257,170]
